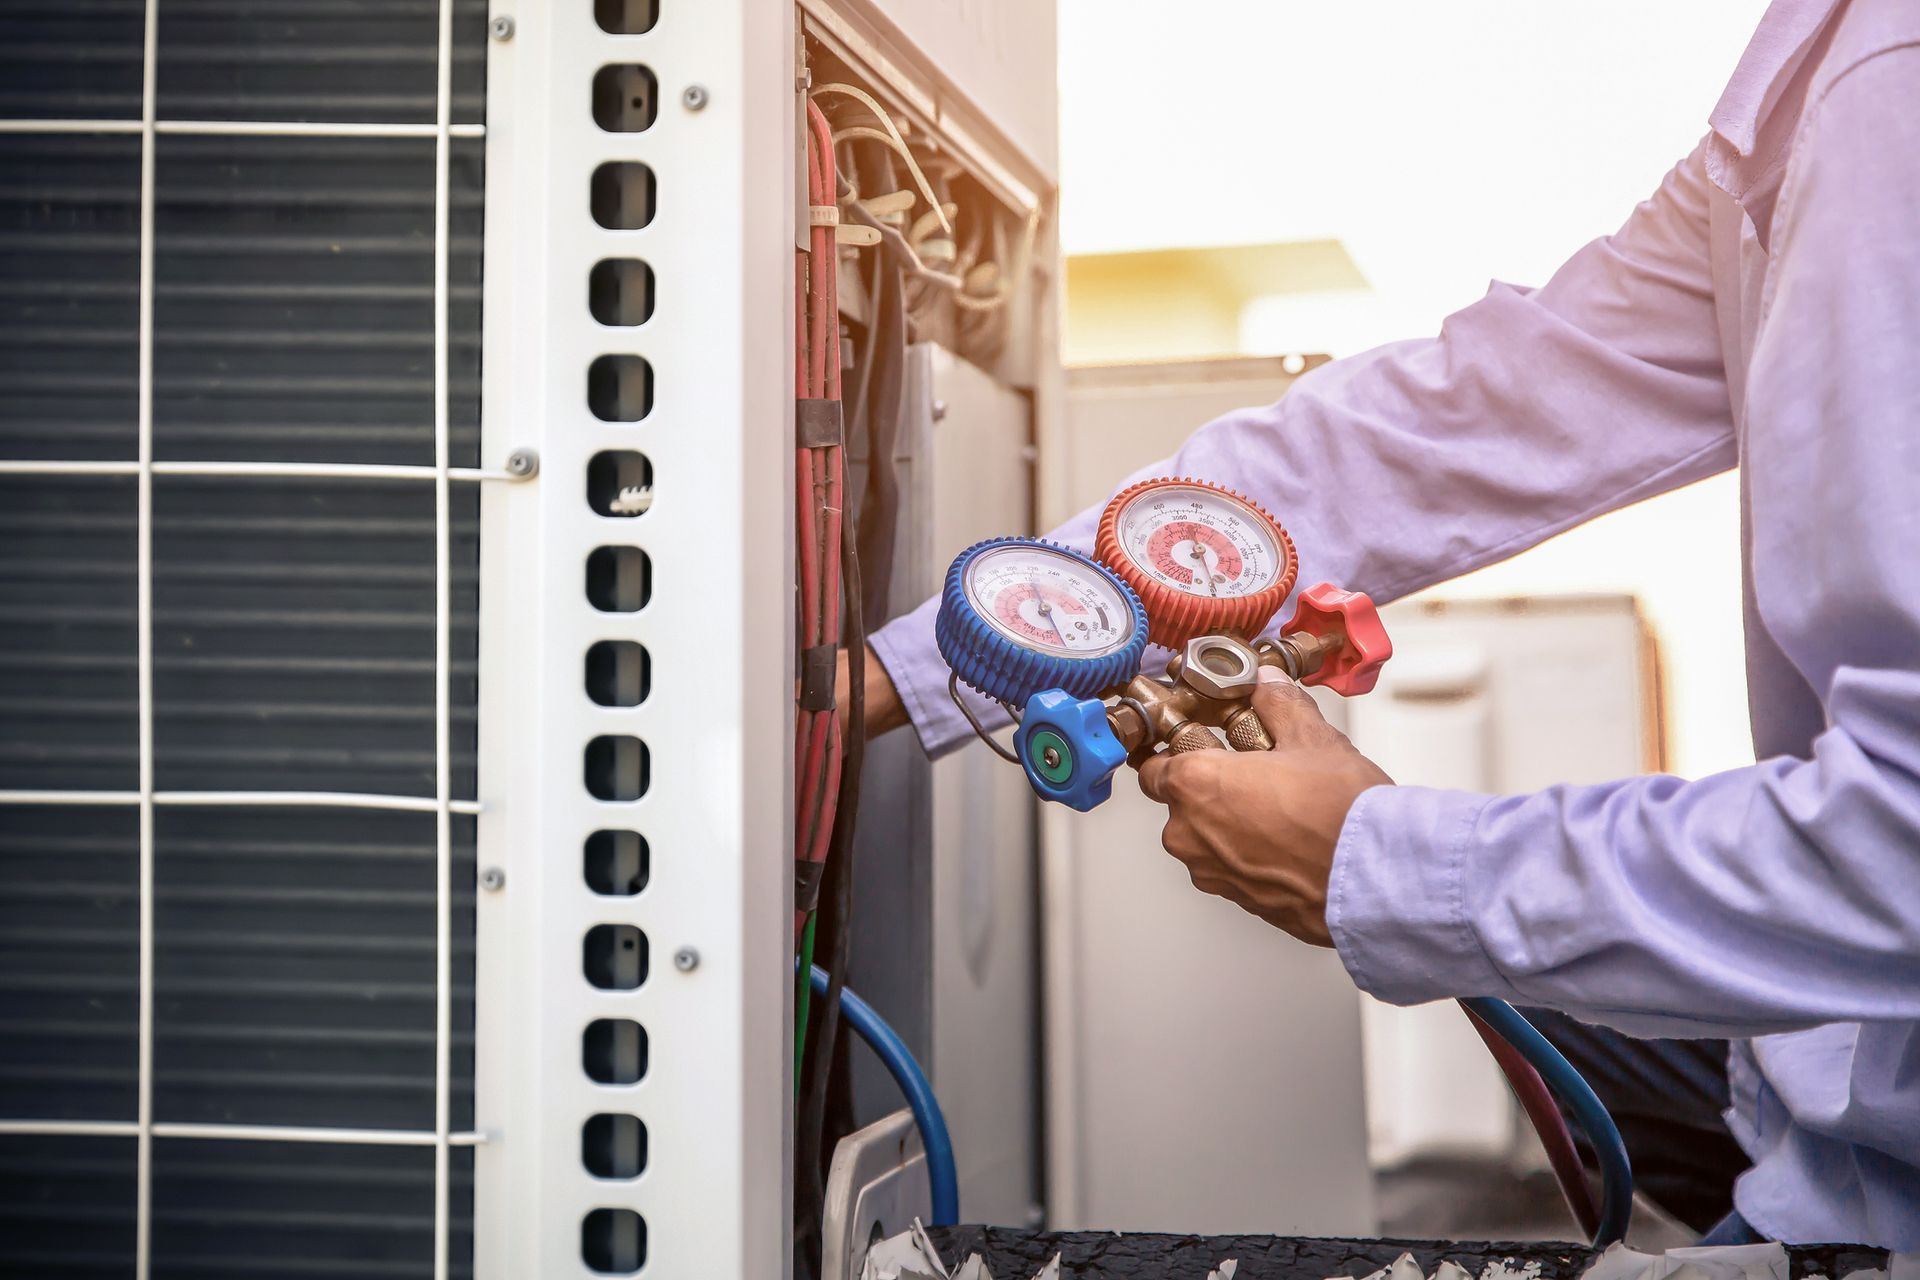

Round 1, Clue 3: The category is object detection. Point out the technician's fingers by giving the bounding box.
[1139,747,1226,808]
[1250,665,1330,746]
[1137,750,1184,805]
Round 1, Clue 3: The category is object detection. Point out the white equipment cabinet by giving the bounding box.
[1356,595,1660,1167]
[1054,358,1664,1232]
[477,1,1059,1275]
[1050,358,1377,1235]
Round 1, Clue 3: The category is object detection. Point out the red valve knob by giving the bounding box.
[1282,583,1392,696]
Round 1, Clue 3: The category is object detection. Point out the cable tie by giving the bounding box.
[799,645,838,712]
[808,203,840,227]
[794,858,827,913]
[796,399,843,449]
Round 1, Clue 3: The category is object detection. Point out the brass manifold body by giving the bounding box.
[1104,630,1345,759]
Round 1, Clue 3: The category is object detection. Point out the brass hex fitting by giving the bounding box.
[1178,633,1261,701]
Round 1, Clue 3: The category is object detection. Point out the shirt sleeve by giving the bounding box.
[1328,49,1920,1039]
[872,140,1737,757]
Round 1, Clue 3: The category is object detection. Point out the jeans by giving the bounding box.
[1521,1006,1753,1235]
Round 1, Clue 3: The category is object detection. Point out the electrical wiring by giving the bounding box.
[807,965,960,1228]
[1463,997,1633,1248]
[831,124,918,159]
[1463,1001,1600,1240]
[793,97,847,1212]
[795,99,847,947]
[839,189,978,306]
[813,82,952,237]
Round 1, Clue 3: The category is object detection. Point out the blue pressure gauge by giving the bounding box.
[935,537,1148,706]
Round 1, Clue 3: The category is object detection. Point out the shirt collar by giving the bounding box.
[1708,0,1845,157]
[1705,0,1847,217]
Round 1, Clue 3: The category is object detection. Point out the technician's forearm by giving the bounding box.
[836,643,908,739]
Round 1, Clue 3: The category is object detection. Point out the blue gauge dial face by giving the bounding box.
[961,544,1135,659]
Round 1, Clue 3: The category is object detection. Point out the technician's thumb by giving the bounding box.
[1250,664,1323,744]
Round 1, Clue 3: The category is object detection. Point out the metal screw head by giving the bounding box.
[672,946,700,973]
[488,15,515,40]
[478,867,506,892]
[504,447,538,478]
[681,84,710,111]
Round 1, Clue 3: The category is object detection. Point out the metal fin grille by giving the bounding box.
[0,1,487,1275]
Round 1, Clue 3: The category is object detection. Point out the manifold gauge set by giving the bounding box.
[936,478,1393,810]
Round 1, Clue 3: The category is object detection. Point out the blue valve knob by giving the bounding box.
[1016,689,1128,812]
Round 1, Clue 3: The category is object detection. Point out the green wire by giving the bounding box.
[794,911,818,1096]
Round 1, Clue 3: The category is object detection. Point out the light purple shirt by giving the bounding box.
[872,0,1920,1246]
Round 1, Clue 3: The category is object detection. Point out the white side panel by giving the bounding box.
[475,5,792,1277]
[1048,772,1375,1234]
[1346,597,1656,1167]
[1050,358,1373,1233]
[1050,359,1318,527]
[821,1111,930,1280]
[1344,647,1510,1165]
[836,0,1058,182]
[926,346,1041,1228]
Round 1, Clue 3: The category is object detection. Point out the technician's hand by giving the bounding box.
[1137,667,1392,947]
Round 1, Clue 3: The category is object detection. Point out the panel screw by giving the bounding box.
[681,84,710,112]
[479,867,506,891]
[931,399,949,422]
[504,447,539,478]
[673,946,700,972]
[489,15,515,40]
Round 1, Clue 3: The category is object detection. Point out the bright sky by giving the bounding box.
[1057,1,1777,779]
[1060,1,1770,352]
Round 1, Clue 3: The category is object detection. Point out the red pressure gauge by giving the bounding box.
[1094,478,1298,649]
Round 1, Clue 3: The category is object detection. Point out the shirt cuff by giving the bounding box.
[868,597,1008,759]
[1327,784,1523,1007]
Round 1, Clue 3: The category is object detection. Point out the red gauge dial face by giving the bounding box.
[961,544,1134,658]
[1114,485,1284,600]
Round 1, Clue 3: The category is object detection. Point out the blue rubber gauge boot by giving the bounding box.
[1016,689,1129,811]
[935,537,1147,706]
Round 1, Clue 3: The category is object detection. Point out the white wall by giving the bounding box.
[1057,1,1769,778]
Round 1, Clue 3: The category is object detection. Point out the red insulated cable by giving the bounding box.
[805,100,844,871]
[793,99,847,936]
[1463,1002,1602,1240]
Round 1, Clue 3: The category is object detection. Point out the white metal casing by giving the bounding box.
[840,0,1054,181]
[474,4,793,1276]
[1352,595,1661,1167]
[1049,358,1375,1234]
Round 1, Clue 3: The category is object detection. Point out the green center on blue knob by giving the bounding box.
[1028,728,1074,784]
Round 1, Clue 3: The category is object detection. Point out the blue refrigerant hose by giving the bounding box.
[1462,996,1634,1247]
[808,965,960,1227]
[800,982,1624,1242]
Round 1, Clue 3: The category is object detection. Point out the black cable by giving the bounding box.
[845,144,893,446]
[857,253,906,624]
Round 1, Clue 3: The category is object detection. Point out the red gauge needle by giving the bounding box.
[1189,541,1219,597]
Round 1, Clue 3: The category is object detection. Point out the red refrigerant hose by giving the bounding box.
[1464,1001,1602,1239]
[795,100,845,938]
